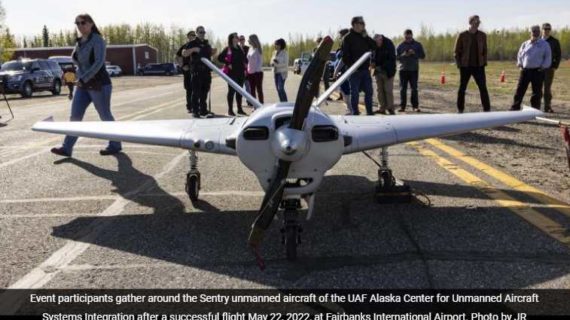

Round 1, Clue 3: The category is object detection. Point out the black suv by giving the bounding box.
[140,63,178,76]
[0,59,63,98]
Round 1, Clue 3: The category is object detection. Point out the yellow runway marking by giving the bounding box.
[409,142,570,246]
[425,138,570,218]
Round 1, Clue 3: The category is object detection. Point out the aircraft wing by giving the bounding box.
[32,117,246,155]
[332,107,543,154]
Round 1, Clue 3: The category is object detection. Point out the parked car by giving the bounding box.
[106,65,123,77]
[48,56,75,71]
[293,52,312,75]
[0,59,63,98]
[140,63,178,76]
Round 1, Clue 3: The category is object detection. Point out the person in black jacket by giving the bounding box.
[218,32,248,116]
[371,34,396,115]
[542,23,562,113]
[176,31,196,113]
[341,16,377,115]
[185,26,216,118]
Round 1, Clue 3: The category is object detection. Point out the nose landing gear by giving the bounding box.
[280,199,303,261]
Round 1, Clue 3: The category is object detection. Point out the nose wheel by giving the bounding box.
[185,150,201,202]
[280,199,302,261]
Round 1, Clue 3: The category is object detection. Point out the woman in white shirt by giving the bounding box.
[271,38,289,102]
[247,34,264,104]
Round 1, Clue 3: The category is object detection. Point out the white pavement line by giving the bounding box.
[0,195,119,204]
[1,213,115,219]
[3,151,187,294]
[60,263,175,271]
[0,98,183,170]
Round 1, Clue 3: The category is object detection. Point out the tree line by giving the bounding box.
[1,18,569,65]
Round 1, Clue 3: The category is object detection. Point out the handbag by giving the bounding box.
[222,47,232,75]
[77,48,107,91]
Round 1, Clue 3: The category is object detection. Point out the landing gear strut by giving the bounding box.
[185,150,201,202]
[375,147,412,203]
[280,199,303,261]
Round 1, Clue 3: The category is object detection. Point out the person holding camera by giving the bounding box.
[218,32,248,116]
[454,15,491,113]
[176,31,197,113]
[396,29,425,112]
[341,16,376,115]
[51,13,121,157]
[271,38,289,102]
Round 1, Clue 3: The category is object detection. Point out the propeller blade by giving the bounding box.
[248,37,333,253]
[248,160,291,246]
[289,36,334,130]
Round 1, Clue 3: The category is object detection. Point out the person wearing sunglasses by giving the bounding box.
[541,23,561,113]
[51,13,121,157]
[184,26,216,118]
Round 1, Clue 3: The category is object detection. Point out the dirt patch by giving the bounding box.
[417,84,570,204]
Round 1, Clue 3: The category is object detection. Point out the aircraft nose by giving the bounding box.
[272,127,307,161]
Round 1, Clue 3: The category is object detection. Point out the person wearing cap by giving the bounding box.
[396,29,425,112]
[184,26,217,118]
[371,34,396,115]
[176,30,196,113]
[341,16,376,115]
[510,25,552,111]
[454,15,491,113]
[542,23,561,113]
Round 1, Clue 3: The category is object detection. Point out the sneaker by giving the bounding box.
[228,111,236,117]
[99,148,121,156]
[375,109,386,114]
[545,107,554,113]
[398,107,406,112]
[414,108,421,112]
[68,95,73,100]
[388,110,396,115]
[191,113,201,118]
[366,112,375,116]
[237,109,247,116]
[205,112,215,118]
[50,147,71,157]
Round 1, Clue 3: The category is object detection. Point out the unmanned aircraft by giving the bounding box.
[33,37,542,268]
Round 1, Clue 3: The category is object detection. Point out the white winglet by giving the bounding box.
[200,57,263,110]
[315,52,372,107]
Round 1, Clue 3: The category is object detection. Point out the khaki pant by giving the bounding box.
[375,73,394,111]
[543,68,556,109]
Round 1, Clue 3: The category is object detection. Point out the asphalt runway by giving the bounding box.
[1,73,570,292]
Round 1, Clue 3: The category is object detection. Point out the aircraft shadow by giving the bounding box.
[49,169,570,289]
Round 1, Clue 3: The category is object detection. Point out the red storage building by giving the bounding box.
[11,44,158,75]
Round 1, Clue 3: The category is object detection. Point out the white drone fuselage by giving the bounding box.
[235,103,343,197]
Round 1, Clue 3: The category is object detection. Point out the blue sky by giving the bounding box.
[3,0,570,43]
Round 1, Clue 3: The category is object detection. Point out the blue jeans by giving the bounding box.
[349,69,373,115]
[274,73,288,102]
[62,84,122,155]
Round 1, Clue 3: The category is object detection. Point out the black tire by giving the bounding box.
[285,226,297,261]
[21,81,33,98]
[52,80,61,95]
[185,173,200,202]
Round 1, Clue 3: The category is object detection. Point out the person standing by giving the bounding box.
[334,28,350,106]
[341,16,376,115]
[271,38,289,102]
[176,30,196,113]
[396,29,425,112]
[542,23,561,113]
[218,32,248,116]
[511,25,552,111]
[371,34,396,115]
[63,65,76,100]
[454,15,491,113]
[51,13,121,157]
[239,34,253,106]
[184,26,216,118]
[247,34,264,104]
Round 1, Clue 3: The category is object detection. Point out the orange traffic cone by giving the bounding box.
[500,71,505,83]
[440,71,446,85]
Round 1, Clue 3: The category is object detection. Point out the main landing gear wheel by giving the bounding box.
[185,150,201,202]
[185,171,201,202]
